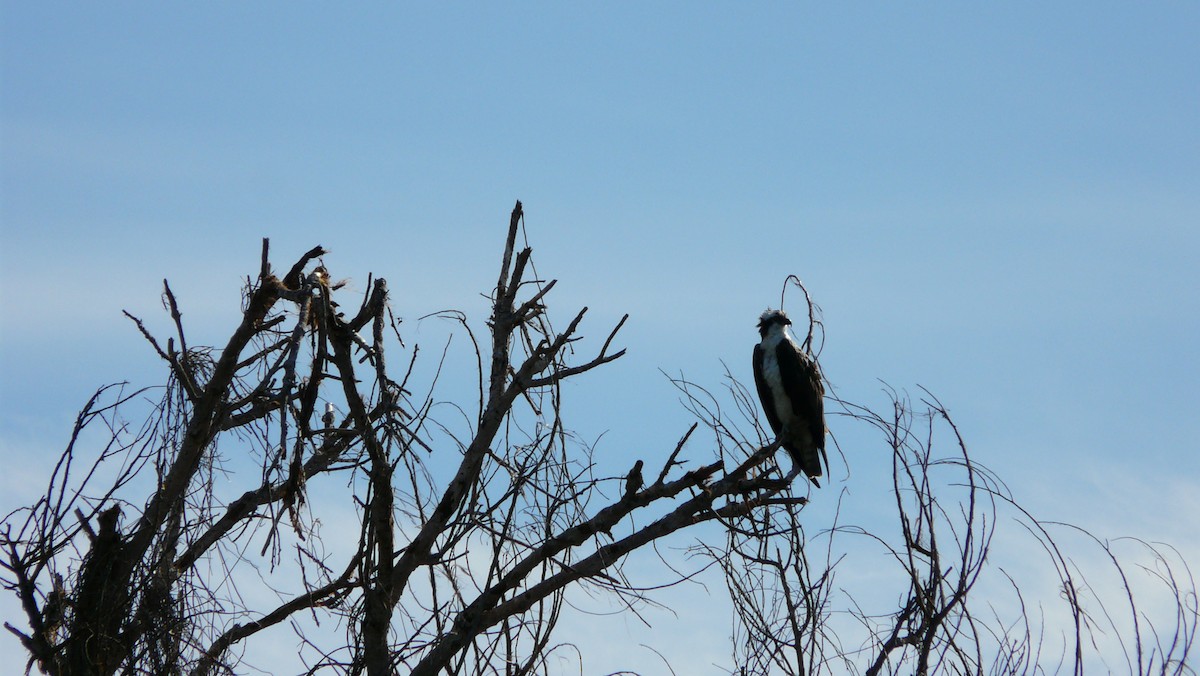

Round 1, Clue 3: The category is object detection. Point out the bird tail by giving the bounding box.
[785,444,824,487]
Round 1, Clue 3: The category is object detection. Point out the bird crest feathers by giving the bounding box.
[758,309,790,327]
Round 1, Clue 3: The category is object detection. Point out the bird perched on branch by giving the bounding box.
[752,309,827,485]
[624,460,644,497]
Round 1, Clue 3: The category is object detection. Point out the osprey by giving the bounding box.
[752,309,827,485]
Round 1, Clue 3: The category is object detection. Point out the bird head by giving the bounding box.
[757,309,791,338]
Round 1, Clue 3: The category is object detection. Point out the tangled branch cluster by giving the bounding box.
[3,203,816,675]
[1,203,1194,675]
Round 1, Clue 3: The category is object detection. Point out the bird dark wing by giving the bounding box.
[775,341,827,480]
[775,342,824,448]
[753,344,783,435]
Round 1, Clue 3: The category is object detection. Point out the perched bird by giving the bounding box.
[624,460,644,497]
[309,266,331,288]
[752,309,827,485]
[96,504,123,540]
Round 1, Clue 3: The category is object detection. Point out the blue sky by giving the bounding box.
[2,3,1198,672]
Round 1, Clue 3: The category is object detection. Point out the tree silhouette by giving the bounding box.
[2,202,1194,675]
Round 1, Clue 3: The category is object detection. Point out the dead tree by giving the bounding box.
[3,202,1194,674]
[2,202,814,675]
[686,320,1198,674]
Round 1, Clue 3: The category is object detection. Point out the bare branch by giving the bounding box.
[4,205,1191,676]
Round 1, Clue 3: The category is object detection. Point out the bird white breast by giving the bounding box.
[759,325,801,429]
